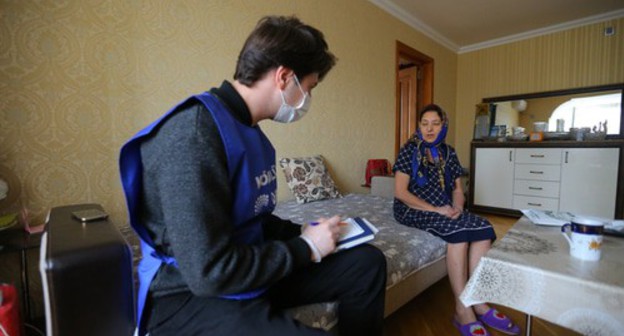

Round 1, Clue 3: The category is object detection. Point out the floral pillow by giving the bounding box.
[279,155,342,204]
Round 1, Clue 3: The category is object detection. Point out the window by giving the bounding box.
[549,93,621,134]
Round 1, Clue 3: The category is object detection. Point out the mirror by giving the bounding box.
[475,83,623,139]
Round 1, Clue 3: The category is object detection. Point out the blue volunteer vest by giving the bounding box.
[119,92,277,335]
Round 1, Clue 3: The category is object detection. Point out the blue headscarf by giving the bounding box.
[410,107,453,196]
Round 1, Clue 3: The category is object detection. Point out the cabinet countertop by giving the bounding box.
[471,139,624,148]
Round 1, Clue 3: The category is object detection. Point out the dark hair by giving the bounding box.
[419,104,447,123]
[234,16,337,85]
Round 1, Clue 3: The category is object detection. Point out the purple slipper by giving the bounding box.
[477,308,520,335]
[453,319,490,336]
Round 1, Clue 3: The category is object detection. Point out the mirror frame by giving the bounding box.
[482,83,624,139]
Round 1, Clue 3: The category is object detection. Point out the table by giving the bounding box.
[460,217,624,336]
[0,224,43,322]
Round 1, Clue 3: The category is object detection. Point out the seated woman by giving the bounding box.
[392,104,520,336]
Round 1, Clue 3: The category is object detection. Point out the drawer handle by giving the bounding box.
[528,187,543,190]
[529,171,544,174]
[530,154,545,158]
[528,202,542,207]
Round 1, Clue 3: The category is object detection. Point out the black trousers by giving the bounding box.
[146,244,387,336]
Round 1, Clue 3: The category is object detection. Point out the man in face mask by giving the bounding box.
[273,74,312,123]
[119,15,386,336]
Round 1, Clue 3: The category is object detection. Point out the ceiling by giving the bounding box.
[369,0,624,53]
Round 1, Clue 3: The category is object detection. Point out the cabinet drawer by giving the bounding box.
[514,164,561,181]
[513,180,560,198]
[513,195,559,211]
[515,148,562,164]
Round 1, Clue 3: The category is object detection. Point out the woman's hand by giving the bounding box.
[450,206,463,219]
[436,205,462,219]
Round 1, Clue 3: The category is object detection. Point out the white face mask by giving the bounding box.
[273,75,312,123]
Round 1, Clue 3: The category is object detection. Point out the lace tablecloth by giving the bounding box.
[460,217,624,335]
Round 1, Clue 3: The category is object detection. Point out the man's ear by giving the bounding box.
[275,66,294,90]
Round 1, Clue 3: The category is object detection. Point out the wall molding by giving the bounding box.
[459,8,624,53]
[369,0,624,54]
[368,0,460,52]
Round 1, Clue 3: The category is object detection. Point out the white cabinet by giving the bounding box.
[559,148,619,218]
[470,142,623,219]
[473,148,514,209]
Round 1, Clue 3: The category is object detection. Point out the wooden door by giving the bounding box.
[395,41,433,158]
[398,66,418,146]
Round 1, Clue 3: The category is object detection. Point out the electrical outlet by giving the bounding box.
[604,26,615,36]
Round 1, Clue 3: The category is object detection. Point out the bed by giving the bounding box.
[276,176,448,331]
[120,177,448,331]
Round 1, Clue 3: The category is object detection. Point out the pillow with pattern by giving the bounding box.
[279,155,342,204]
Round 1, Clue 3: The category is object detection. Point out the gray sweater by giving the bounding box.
[139,81,311,298]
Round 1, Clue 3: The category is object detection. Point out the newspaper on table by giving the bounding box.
[521,209,624,235]
[520,209,576,226]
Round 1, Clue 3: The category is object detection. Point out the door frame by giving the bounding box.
[395,41,434,157]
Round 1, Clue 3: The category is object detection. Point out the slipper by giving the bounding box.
[453,319,490,336]
[477,308,520,335]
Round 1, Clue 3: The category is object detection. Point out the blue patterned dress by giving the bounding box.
[393,141,496,243]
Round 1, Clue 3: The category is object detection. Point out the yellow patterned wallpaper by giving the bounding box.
[4,1,619,228]
[0,0,458,227]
